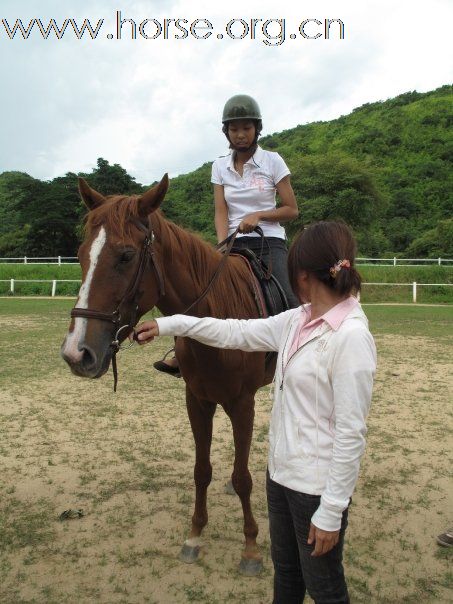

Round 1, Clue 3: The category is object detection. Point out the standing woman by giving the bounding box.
[135,221,377,603]
[213,94,300,308]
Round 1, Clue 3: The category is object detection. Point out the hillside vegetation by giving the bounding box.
[0,86,451,257]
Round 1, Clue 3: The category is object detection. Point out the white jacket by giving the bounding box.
[156,304,376,531]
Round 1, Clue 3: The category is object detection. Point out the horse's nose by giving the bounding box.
[61,342,97,371]
[79,345,97,370]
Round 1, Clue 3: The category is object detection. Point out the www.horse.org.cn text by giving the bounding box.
[1,13,346,46]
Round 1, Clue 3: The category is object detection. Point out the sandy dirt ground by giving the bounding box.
[0,311,452,603]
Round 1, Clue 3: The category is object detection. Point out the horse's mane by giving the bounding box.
[85,195,258,319]
[158,216,258,319]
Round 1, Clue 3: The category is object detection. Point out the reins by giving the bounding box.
[179,227,240,316]
[181,225,272,315]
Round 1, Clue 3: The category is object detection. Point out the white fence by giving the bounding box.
[1,279,80,296]
[356,257,453,266]
[0,256,452,266]
[361,282,453,303]
[1,279,452,302]
[0,256,78,264]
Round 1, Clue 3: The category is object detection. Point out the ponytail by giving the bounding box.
[288,221,362,298]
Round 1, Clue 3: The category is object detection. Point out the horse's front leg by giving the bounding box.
[180,386,216,564]
[227,397,263,576]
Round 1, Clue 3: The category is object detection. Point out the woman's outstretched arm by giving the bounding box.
[134,310,298,353]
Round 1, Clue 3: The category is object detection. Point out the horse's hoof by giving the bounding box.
[179,543,200,564]
[239,557,263,576]
[224,480,236,496]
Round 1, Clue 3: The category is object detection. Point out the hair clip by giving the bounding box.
[330,259,350,278]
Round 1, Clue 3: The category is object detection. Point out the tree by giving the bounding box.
[87,158,143,196]
[23,175,82,256]
[0,172,40,236]
[287,153,385,251]
[406,219,453,257]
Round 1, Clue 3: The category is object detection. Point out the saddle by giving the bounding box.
[231,248,290,318]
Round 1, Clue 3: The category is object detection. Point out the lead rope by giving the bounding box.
[112,351,118,392]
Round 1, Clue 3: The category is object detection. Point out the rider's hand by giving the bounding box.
[239,213,260,234]
[307,522,340,557]
[132,320,160,344]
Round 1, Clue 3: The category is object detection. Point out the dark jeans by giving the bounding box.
[232,236,300,308]
[267,471,350,604]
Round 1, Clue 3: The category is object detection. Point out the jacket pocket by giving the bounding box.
[281,412,313,461]
[297,419,315,458]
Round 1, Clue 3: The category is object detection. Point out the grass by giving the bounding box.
[0,297,74,315]
[359,265,453,304]
[359,264,452,283]
[0,497,56,554]
[0,297,451,336]
[365,304,453,339]
[0,300,452,603]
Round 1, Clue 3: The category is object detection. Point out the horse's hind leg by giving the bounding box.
[228,399,263,576]
[180,387,216,564]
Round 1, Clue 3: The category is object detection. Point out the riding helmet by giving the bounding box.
[221,94,263,142]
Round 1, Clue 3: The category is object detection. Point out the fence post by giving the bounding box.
[24,256,27,264]
[413,281,417,303]
[51,280,57,297]
[10,278,14,295]
[438,257,441,266]
[393,257,397,266]
[58,256,61,266]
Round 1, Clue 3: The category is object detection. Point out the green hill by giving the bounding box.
[164,85,452,256]
[0,85,452,257]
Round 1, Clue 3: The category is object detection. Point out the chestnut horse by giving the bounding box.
[61,175,275,574]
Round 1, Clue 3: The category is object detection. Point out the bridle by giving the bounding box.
[70,216,269,392]
[70,217,165,391]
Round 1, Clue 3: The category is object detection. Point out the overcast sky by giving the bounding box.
[1,0,452,184]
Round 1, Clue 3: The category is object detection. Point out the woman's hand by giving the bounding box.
[132,320,159,344]
[239,212,261,233]
[307,523,340,557]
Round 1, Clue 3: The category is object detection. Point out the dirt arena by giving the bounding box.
[0,301,452,603]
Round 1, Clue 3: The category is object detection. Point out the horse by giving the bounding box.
[61,174,276,575]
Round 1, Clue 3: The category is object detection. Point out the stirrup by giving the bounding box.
[162,347,175,361]
[153,348,181,378]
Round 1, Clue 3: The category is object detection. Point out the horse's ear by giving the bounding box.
[78,178,106,210]
[138,173,169,217]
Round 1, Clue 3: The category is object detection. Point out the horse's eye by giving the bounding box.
[120,250,135,263]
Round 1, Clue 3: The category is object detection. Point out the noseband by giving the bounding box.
[70,217,165,391]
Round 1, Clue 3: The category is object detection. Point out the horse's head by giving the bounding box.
[61,174,168,379]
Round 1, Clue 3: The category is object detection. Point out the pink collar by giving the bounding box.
[319,296,359,331]
[302,296,359,331]
[288,297,358,360]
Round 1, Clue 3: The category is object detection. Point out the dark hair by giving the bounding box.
[288,221,362,298]
[222,119,263,147]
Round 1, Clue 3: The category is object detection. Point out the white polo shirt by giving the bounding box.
[211,146,290,239]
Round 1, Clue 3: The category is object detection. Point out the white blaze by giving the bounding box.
[62,227,106,361]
